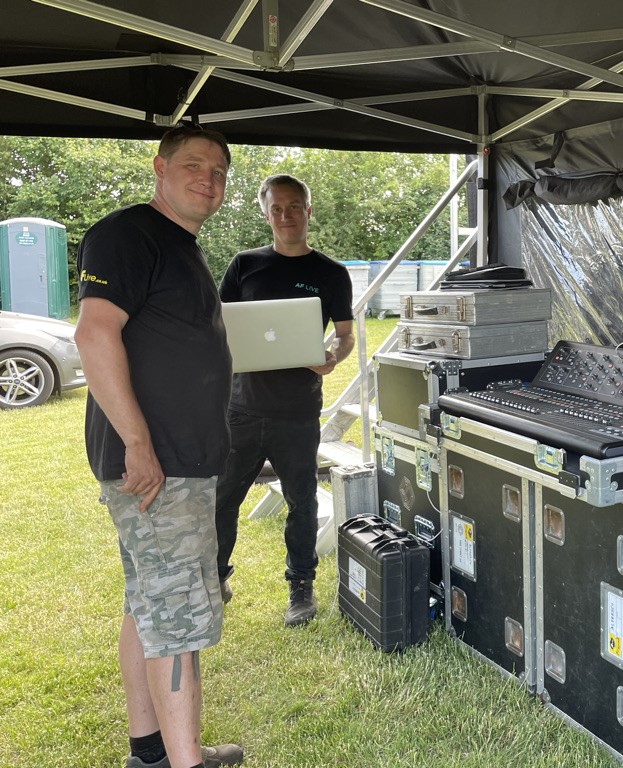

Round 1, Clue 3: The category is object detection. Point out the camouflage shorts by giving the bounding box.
[99,476,222,659]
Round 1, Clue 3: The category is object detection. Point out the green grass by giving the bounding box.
[0,318,618,767]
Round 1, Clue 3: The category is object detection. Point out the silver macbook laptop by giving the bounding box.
[221,296,326,373]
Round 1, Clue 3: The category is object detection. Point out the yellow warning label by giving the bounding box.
[609,633,622,658]
[464,524,473,542]
[359,587,366,604]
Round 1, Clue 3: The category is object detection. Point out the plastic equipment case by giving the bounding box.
[374,425,443,596]
[399,288,552,326]
[427,407,623,760]
[374,350,546,439]
[337,515,430,652]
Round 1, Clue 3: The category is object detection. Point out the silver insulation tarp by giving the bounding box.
[519,197,623,346]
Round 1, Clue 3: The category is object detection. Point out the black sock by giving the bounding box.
[129,730,167,764]
[188,764,203,768]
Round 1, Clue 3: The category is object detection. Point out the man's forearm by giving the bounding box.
[332,333,355,364]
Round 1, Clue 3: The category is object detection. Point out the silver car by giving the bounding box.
[0,310,86,409]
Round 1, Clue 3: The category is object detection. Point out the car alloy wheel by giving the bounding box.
[0,348,55,409]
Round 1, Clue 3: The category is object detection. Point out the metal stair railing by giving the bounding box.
[319,158,478,464]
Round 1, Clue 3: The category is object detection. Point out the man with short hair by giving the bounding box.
[75,124,243,768]
[216,173,354,627]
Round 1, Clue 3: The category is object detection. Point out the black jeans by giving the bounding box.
[216,409,320,583]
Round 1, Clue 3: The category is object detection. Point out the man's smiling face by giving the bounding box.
[152,136,228,234]
[264,184,311,254]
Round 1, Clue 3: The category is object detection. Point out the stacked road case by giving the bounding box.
[396,288,551,359]
[374,425,443,595]
[423,408,623,760]
[371,287,551,610]
[335,283,623,760]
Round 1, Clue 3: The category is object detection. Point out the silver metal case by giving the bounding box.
[397,319,549,359]
[330,463,379,539]
[400,288,552,326]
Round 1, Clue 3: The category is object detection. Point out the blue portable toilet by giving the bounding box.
[0,217,70,319]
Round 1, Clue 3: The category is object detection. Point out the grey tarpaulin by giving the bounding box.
[503,174,623,209]
[493,117,623,346]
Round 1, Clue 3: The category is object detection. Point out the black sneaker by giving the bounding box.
[126,756,169,768]
[284,580,317,627]
[220,579,233,604]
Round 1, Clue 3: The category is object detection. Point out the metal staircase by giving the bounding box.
[249,159,479,535]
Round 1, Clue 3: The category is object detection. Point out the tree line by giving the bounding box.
[0,137,468,304]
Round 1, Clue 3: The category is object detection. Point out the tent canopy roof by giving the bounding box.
[3,0,623,153]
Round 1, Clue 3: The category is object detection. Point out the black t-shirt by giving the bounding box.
[219,245,353,418]
[77,203,232,480]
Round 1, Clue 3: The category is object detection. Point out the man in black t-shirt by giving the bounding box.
[216,174,354,627]
[75,125,242,768]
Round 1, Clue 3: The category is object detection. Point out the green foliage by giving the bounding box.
[274,148,460,264]
[0,137,156,301]
[0,138,468,301]
[199,143,279,280]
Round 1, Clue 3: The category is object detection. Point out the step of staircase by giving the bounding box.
[340,402,377,420]
[317,439,363,466]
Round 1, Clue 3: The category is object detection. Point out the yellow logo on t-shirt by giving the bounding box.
[80,269,108,285]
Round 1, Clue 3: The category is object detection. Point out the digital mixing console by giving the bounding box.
[437,340,623,458]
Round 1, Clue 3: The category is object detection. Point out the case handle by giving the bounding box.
[400,326,440,351]
[410,340,438,350]
[451,330,462,354]
[403,297,440,319]
[411,305,439,316]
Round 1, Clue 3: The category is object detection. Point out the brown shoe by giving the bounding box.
[127,744,243,768]
[201,743,243,766]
